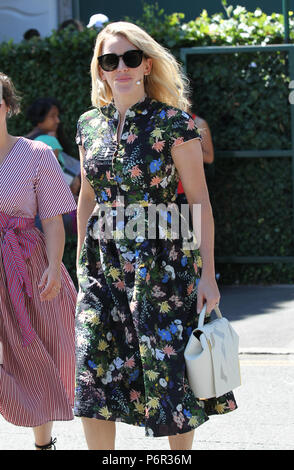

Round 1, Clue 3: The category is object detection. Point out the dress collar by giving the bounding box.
[100,96,152,120]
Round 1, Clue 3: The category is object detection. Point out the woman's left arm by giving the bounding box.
[39,215,65,302]
[171,138,220,314]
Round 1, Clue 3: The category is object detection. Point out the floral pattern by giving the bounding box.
[75,98,237,437]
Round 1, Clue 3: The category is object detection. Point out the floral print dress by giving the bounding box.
[75,97,237,437]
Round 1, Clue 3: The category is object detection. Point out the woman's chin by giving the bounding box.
[114,81,136,95]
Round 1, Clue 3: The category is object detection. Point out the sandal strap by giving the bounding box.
[35,437,57,450]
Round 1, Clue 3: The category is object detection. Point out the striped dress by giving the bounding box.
[0,137,77,427]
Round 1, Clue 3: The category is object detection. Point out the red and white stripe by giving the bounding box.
[0,137,76,220]
[0,213,38,346]
[0,138,77,427]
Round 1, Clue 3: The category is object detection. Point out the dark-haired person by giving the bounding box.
[26,97,66,169]
[26,97,78,233]
[23,29,40,40]
[0,73,77,450]
[58,19,84,32]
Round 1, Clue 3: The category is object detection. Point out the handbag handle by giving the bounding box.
[197,303,222,329]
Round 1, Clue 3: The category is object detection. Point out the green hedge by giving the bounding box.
[186,47,293,283]
[1,27,97,157]
[1,2,293,284]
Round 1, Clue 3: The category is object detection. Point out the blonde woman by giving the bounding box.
[75,22,237,450]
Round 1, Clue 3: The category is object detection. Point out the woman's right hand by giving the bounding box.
[39,265,62,302]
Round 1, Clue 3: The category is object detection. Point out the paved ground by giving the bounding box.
[0,285,293,451]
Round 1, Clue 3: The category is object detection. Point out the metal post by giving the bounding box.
[289,47,294,236]
[283,0,290,43]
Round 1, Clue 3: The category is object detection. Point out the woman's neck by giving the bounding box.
[0,126,12,148]
[113,90,146,117]
[0,130,18,161]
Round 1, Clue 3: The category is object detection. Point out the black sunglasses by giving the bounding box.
[98,50,144,72]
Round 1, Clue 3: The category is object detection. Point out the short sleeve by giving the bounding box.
[35,148,76,219]
[167,109,201,150]
[75,117,84,147]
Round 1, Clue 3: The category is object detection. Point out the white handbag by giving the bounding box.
[184,303,241,399]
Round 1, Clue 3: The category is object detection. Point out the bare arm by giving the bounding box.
[171,138,220,313]
[76,146,96,266]
[39,214,65,301]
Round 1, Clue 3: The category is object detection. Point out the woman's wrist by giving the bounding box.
[48,262,62,273]
[200,266,216,280]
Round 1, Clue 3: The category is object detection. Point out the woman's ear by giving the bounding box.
[144,58,152,76]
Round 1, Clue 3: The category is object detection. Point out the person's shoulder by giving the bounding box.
[150,100,192,122]
[15,138,56,171]
[35,134,59,145]
[148,102,200,146]
[19,136,51,153]
[77,107,101,125]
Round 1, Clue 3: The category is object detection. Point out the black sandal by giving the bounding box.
[35,437,57,450]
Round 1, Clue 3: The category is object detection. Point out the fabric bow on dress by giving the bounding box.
[0,211,38,346]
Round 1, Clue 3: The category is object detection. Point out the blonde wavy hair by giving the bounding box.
[90,21,191,111]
